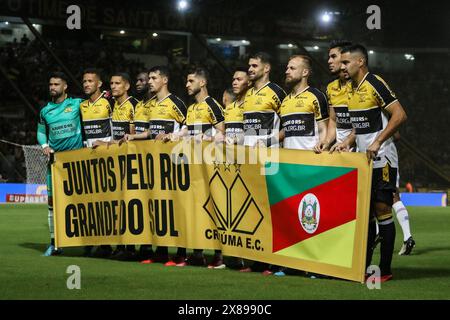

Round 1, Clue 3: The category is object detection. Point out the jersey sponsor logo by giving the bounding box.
[298,193,320,234]
[187,124,213,136]
[148,120,175,138]
[349,108,382,134]
[112,121,130,140]
[49,120,78,139]
[134,121,150,134]
[225,122,244,137]
[334,106,353,130]
[64,107,73,113]
[243,112,275,134]
[281,113,314,137]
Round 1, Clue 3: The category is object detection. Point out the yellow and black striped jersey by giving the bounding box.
[185,96,224,136]
[111,97,137,140]
[134,96,156,134]
[80,97,113,147]
[348,72,399,169]
[224,100,244,138]
[279,86,329,150]
[326,79,352,143]
[148,94,187,139]
[242,82,286,147]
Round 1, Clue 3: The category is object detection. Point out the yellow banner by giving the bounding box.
[53,140,371,282]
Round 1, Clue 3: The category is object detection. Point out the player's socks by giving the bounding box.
[393,201,412,241]
[366,219,377,269]
[379,219,396,275]
[48,207,54,241]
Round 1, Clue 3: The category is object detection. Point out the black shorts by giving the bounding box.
[371,164,397,207]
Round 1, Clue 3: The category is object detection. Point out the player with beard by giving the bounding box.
[38,72,84,256]
[243,52,286,148]
[276,55,329,151]
[176,66,225,267]
[334,44,408,281]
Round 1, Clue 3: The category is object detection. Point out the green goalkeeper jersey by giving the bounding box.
[37,96,84,152]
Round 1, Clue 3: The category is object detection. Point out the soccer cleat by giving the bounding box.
[262,270,273,276]
[166,255,186,267]
[140,255,169,264]
[140,259,154,264]
[185,255,207,267]
[207,256,226,269]
[399,236,416,255]
[43,245,62,257]
[274,271,286,277]
[377,274,393,282]
[239,267,252,273]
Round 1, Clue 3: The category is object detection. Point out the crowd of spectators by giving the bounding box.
[1,37,449,189]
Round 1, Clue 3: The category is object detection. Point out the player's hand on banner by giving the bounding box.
[155,133,166,141]
[42,146,54,158]
[329,141,349,153]
[366,140,381,162]
[256,139,267,148]
[92,140,108,149]
[314,141,329,154]
[214,132,225,144]
[225,136,236,145]
[194,133,204,143]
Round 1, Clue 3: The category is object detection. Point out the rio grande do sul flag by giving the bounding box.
[264,149,372,282]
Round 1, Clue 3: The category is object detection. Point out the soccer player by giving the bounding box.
[334,44,407,282]
[270,55,328,277]
[80,69,113,147]
[243,52,286,148]
[126,66,186,142]
[80,68,114,258]
[221,67,251,145]
[320,41,353,152]
[277,55,329,151]
[177,66,225,267]
[110,73,137,142]
[124,66,188,265]
[133,70,154,137]
[107,73,138,260]
[222,87,235,107]
[240,53,285,275]
[37,72,84,256]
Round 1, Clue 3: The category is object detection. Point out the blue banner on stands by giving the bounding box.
[0,183,47,203]
[400,192,448,207]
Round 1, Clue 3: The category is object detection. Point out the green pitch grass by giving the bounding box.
[0,204,449,300]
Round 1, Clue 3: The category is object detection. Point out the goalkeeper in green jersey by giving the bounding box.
[37,72,84,256]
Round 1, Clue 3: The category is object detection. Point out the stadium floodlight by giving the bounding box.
[369,50,374,54]
[216,38,221,41]
[404,54,413,60]
[288,43,294,48]
[177,0,189,11]
[241,40,250,45]
[5,21,9,25]
[119,30,125,34]
[152,32,158,37]
[321,12,331,23]
[313,45,319,50]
